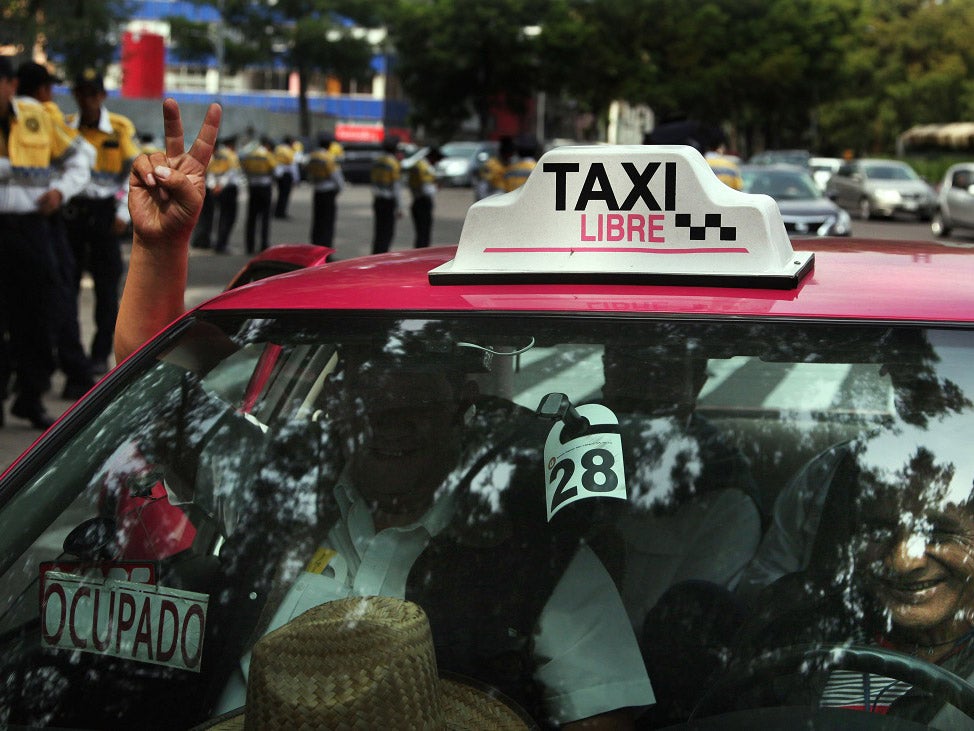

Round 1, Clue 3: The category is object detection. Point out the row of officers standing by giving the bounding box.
[370,134,538,254]
[189,132,349,254]
[195,131,539,259]
[0,59,140,430]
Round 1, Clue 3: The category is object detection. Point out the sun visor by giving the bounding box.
[429,145,813,289]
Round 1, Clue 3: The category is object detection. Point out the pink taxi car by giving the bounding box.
[2,146,974,729]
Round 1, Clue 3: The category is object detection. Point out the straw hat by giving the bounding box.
[197,596,534,730]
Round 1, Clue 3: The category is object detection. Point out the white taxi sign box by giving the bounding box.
[40,571,208,672]
[429,145,814,289]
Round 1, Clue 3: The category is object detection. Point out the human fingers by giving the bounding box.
[149,163,202,207]
[130,151,170,195]
[163,98,186,159]
[186,102,222,169]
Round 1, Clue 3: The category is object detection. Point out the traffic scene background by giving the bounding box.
[0,176,968,471]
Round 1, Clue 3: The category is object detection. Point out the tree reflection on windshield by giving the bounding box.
[1,317,973,727]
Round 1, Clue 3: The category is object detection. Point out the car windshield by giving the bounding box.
[440,142,483,158]
[865,163,918,181]
[753,151,810,166]
[742,169,823,200]
[2,312,973,728]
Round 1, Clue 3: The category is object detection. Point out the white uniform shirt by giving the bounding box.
[218,478,654,722]
[67,106,133,219]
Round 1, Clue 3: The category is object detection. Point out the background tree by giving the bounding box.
[0,0,131,77]
[533,0,659,140]
[389,0,552,141]
[624,0,852,156]
[818,0,974,155]
[168,0,376,137]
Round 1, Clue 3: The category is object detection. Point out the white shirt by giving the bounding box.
[67,106,133,220]
[218,478,654,722]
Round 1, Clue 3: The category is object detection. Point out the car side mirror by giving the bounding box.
[827,191,838,201]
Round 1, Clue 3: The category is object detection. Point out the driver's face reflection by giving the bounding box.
[342,367,463,515]
[857,496,974,643]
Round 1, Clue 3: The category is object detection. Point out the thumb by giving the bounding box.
[152,165,199,207]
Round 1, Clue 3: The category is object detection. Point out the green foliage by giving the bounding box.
[818,0,974,155]
[902,153,969,186]
[168,0,375,135]
[10,0,974,157]
[0,0,132,77]
[388,0,555,140]
[165,16,214,63]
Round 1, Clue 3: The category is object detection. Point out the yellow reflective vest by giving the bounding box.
[0,97,88,213]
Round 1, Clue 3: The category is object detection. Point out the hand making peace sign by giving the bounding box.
[115,99,222,363]
[129,98,222,247]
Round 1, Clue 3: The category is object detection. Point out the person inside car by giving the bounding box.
[737,334,972,603]
[599,338,761,629]
[732,414,974,726]
[598,338,761,725]
[208,345,654,726]
[122,100,654,729]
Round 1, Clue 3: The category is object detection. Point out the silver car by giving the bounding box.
[742,164,851,237]
[932,162,974,238]
[826,158,936,221]
[434,140,499,187]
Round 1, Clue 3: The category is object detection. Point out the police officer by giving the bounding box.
[371,135,401,254]
[306,133,344,248]
[213,136,242,254]
[273,136,297,219]
[15,61,96,401]
[0,57,90,428]
[65,68,140,376]
[476,135,514,201]
[240,136,276,253]
[503,136,539,192]
[190,143,220,250]
[705,141,744,191]
[407,146,443,248]
[327,136,345,165]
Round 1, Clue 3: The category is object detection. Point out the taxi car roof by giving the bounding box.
[199,239,974,323]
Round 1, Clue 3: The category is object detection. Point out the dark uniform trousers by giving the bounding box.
[372,198,397,255]
[0,213,58,407]
[191,188,217,249]
[274,171,294,219]
[49,214,92,386]
[411,195,433,248]
[246,184,273,253]
[216,184,239,253]
[311,189,338,247]
[63,196,123,366]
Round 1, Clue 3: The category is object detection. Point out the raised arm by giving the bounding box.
[114,98,222,362]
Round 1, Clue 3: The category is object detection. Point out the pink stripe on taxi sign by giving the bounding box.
[482,246,751,254]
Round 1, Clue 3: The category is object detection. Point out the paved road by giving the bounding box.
[1,185,970,470]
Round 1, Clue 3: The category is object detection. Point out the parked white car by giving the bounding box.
[932,162,974,238]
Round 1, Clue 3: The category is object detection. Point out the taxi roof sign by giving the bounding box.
[429,145,814,289]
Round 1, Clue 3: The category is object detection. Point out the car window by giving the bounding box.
[952,170,973,189]
[864,163,918,181]
[440,142,483,158]
[742,169,822,200]
[1,313,973,727]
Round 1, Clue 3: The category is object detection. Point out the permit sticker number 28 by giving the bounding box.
[544,403,627,521]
